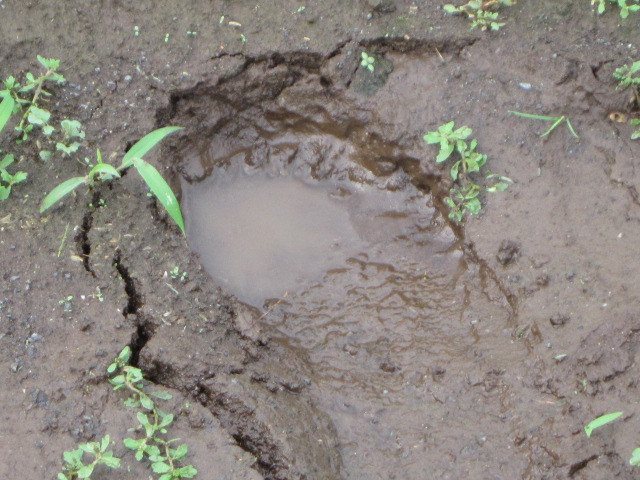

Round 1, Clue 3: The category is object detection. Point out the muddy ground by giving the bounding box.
[1,0,640,479]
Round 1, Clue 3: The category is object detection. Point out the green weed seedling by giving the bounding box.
[424,121,512,222]
[40,126,186,235]
[508,111,579,138]
[108,346,197,479]
[444,0,516,31]
[0,154,27,201]
[613,60,640,139]
[592,0,640,18]
[58,435,121,480]
[584,411,623,437]
[0,55,65,143]
[360,52,375,73]
[0,95,27,201]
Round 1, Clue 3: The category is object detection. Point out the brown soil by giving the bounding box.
[1,1,640,479]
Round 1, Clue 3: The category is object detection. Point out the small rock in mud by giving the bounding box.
[496,240,521,266]
[550,314,570,327]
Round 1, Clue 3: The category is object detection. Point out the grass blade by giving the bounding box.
[566,118,580,138]
[508,110,558,121]
[0,95,15,135]
[541,116,565,137]
[132,157,185,235]
[584,411,623,437]
[40,177,86,213]
[121,126,182,169]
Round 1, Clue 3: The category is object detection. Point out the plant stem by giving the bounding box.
[17,67,55,131]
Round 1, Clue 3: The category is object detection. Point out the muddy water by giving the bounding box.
[180,74,521,478]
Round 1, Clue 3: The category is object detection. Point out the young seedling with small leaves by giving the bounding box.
[424,121,512,222]
[40,126,186,235]
[57,435,121,480]
[360,52,375,72]
[592,0,640,18]
[444,0,516,31]
[0,55,65,143]
[508,111,579,138]
[613,61,640,139]
[108,346,197,480]
[0,96,27,201]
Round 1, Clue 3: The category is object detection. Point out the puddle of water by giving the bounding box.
[182,167,366,306]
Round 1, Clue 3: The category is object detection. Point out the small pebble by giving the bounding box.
[518,82,532,90]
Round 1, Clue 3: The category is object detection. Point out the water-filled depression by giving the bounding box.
[177,69,518,478]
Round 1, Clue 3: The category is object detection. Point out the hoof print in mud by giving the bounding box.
[496,239,521,266]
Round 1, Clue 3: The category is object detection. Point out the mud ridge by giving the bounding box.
[195,381,290,480]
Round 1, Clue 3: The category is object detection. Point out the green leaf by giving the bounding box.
[118,346,132,362]
[630,447,640,466]
[465,197,482,215]
[11,171,27,184]
[56,142,81,155]
[175,465,198,478]
[152,461,172,474]
[61,119,85,139]
[171,444,189,460]
[121,126,182,169]
[0,186,10,201]
[110,374,125,385]
[450,160,460,181]
[132,157,186,235]
[436,141,454,163]
[58,473,68,480]
[88,163,120,182]
[440,121,454,135]
[100,435,110,452]
[40,150,53,162]
[443,4,459,14]
[423,131,441,144]
[0,94,14,135]
[0,153,14,169]
[37,55,61,71]
[123,438,141,450]
[584,412,623,437]
[151,390,173,400]
[140,393,155,410]
[63,449,83,466]
[43,125,55,136]
[77,464,94,479]
[137,411,150,426]
[101,454,121,469]
[28,106,51,126]
[40,176,86,213]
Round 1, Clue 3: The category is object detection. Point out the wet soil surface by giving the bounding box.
[2,1,640,479]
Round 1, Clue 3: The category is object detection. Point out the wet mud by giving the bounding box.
[2,1,640,479]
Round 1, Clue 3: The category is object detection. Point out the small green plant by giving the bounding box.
[592,0,640,18]
[0,95,27,201]
[40,127,185,235]
[613,61,640,139]
[59,348,197,479]
[444,0,516,31]
[58,435,121,480]
[508,111,579,138]
[0,154,27,201]
[0,55,65,142]
[108,346,197,479]
[424,121,511,222]
[584,411,623,437]
[170,267,187,282]
[360,52,375,72]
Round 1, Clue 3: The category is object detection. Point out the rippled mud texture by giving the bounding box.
[3,1,640,479]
